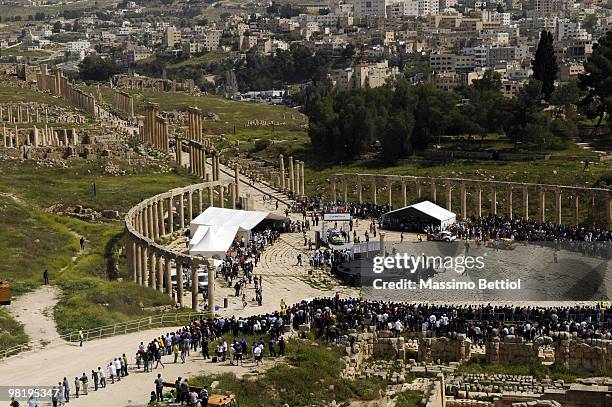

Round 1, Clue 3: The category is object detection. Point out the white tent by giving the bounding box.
[189,225,240,258]
[382,200,456,229]
[189,207,270,257]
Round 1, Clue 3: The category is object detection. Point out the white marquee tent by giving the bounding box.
[189,207,271,257]
[381,200,456,229]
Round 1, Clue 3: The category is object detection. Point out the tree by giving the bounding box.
[550,80,581,117]
[380,80,415,162]
[79,56,123,81]
[411,84,457,149]
[579,30,612,133]
[532,30,558,100]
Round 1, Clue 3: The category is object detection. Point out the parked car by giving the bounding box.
[429,231,456,242]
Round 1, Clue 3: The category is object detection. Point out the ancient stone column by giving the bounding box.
[198,189,203,213]
[130,240,137,283]
[151,252,157,290]
[208,179,214,206]
[508,187,513,220]
[215,154,220,181]
[357,177,363,204]
[176,139,183,167]
[387,180,393,207]
[539,188,546,222]
[142,205,150,238]
[402,181,407,207]
[152,201,159,240]
[279,154,285,190]
[295,161,301,197]
[179,193,185,229]
[555,189,562,225]
[176,260,184,306]
[371,177,377,205]
[219,186,225,208]
[491,185,497,216]
[188,191,193,221]
[230,182,236,209]
[191,258,198,311]
[169,195,175,234]
[573,193,579,226]
[158,200,165,236]
[416,181,422,199]
[431,180,437,203]
[379,232,386,256]
[446,183,452,211]
[165,256,172,298]
[476,184,482,218]
[460,183,467,220]
[141,246,148,286]
[288,156,295,193]
[523,186,529,220]
[202,149,207,179]
[148,203,154,238]
[135,244,142,284]
[300,161,305,197]
[343,179,349,203]
[157,255,164,293]
[234,165,240,200]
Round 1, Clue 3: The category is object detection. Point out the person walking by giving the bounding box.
[98,367,106,388]
[109,362,116,384]
[122,353,129,376]
[78,329,84,347]
[74,377,80,398]
[91,369,98,391]
[43,269,49,285]
[154,374,164,402]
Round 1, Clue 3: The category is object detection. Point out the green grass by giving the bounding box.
[0,195,77,296]
[0,47,52,58]
[394,390,424,407]
[165,52,231,69]
[0,159,201,213]
[189,339,385,407]
[90,87,307,133]
[0,158,202,335]
[0,309,28,352]
[0,85,73,108]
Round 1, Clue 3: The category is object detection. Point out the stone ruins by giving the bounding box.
[36,64,99,117]
[330,173,612,229]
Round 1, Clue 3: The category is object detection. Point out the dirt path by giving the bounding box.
[7,285,62,347]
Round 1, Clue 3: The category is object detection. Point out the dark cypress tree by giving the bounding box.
[532,30,559,99]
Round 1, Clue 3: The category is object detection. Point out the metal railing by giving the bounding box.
[1,343,31,360]
[61,311,203,343]
[0,311,202,360]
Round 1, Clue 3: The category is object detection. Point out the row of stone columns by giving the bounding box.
[142,103,170,153]
[0,104,46,124]
[112,90,135,118]
[1,125,79,148]
[188,107,203,142]
[279,154,305,197]
[331,175,612,228]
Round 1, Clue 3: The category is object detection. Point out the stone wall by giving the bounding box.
[374,330,406,361]
[342,328,376,379]
[485,336,550,365]
[554,335,612,372]
[418,334,472,363]
[423,373,446,407]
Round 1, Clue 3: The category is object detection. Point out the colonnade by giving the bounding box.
[1,125,79,148]
[0,103,46,124]
[125,180,234,316]
[111,90,134,118]
[142,103,169,153]
[278,154,305,197]
[331,174,612,229]
[36,65,98,116]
